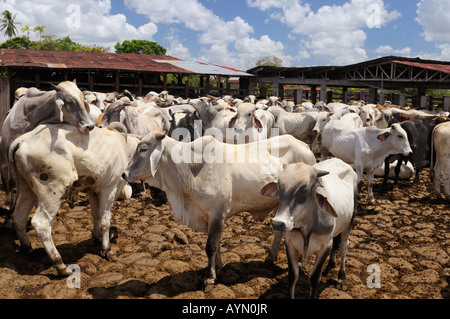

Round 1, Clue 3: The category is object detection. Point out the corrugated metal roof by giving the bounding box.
[0,48,253,76]
[393,60,450,74]
[153,59,253,76]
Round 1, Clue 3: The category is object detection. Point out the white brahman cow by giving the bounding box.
[261,158,357,299]
[10,123,128,276]
[122,130,316,291]
[431,121,450,202]
[1,80,95,208]
[321,121,412,202]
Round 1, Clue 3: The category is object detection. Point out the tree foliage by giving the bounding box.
[0,35,108,52]
[0,10,21,39]
[256,55,284,67]
[114,40,167,55]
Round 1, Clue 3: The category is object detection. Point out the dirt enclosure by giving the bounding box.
[0,168,449,300]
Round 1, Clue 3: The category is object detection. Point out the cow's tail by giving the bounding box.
[8,140,22,215]
[430,125,437,185]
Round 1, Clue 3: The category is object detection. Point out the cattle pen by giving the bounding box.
[0,49,449,302]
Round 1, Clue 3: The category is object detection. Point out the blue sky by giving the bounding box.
[1,0,450,70]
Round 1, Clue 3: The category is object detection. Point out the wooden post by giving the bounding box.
[115,71,119,92]
[35,72,40,89]
[342,87,349,103]
[443,96,450,112]
[320,82,327,102]
[311,86,317,104]
[138,76,143,97]
[272,82,279,97]
[369,87,377,104]
[295,89,303,105]
[399,94,407,107]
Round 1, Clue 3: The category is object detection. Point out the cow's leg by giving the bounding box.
[96,188,117,259]
[336,222,352,290]
[366,170,375,203]
[309,240,332,299]
[434,159,442,198]
[88,191,101,242]
[31,200,71,276]
[204,212,226,292]
[285,238,300,299]
[383,157,390,187]
[323,234,341,277]
[11,177,36,252]
[266,229,283,263]
[393,159,402,187]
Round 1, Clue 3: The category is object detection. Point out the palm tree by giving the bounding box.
[0,10,21,39]
[21,25,34,49]
[34,25,45,42]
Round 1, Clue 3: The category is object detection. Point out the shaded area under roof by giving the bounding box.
[247,56,450,77]
[0,48,253,77]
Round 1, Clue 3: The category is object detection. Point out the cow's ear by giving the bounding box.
[84,101,90,114]
[377,132,390,142]
[260,182,279,198]
[228,115,238,128]
[54,95,65,122]
[253,114,263,129]
[150,141,163,177]
[316,187,338,218]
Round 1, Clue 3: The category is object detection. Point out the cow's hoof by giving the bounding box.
[100,250,116,261]
[56,265,72,277]
[203,279,215,293]
[336,279,347,291]
[19,245,33,254]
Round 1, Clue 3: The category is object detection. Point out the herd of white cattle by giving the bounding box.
[2,80,450,299]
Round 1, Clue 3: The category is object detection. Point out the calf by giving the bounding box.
[10,123,128,276]
[260,158,357,299]
[122,130,316,291]
[322,122,412,202]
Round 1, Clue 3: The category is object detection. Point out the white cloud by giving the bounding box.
[248,0,401,65]
[375,45,412,56]
[0,0,157,50]
[125,0,288,69]
[416,0,450,42]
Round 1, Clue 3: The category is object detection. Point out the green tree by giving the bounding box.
[255,55,283,67]
[0,36,29,49]
[34,25,45,42]
[0,10,21,39]
[114,40,167,55]
[21,25,34,48]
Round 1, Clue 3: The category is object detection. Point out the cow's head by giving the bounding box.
[52,80,94,133]
[97,100,128,128]
[360,105,374,127]
[377,123,412,156]
[260,163,337,232]
[229,103,261,132]
[123,129,166,183]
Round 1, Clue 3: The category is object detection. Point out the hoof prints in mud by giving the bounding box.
[0,169,449,299]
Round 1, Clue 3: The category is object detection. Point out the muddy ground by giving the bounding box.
[0,168,449,299]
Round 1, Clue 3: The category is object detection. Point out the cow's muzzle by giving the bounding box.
[80,124,95,133]
[272,220,287,232]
